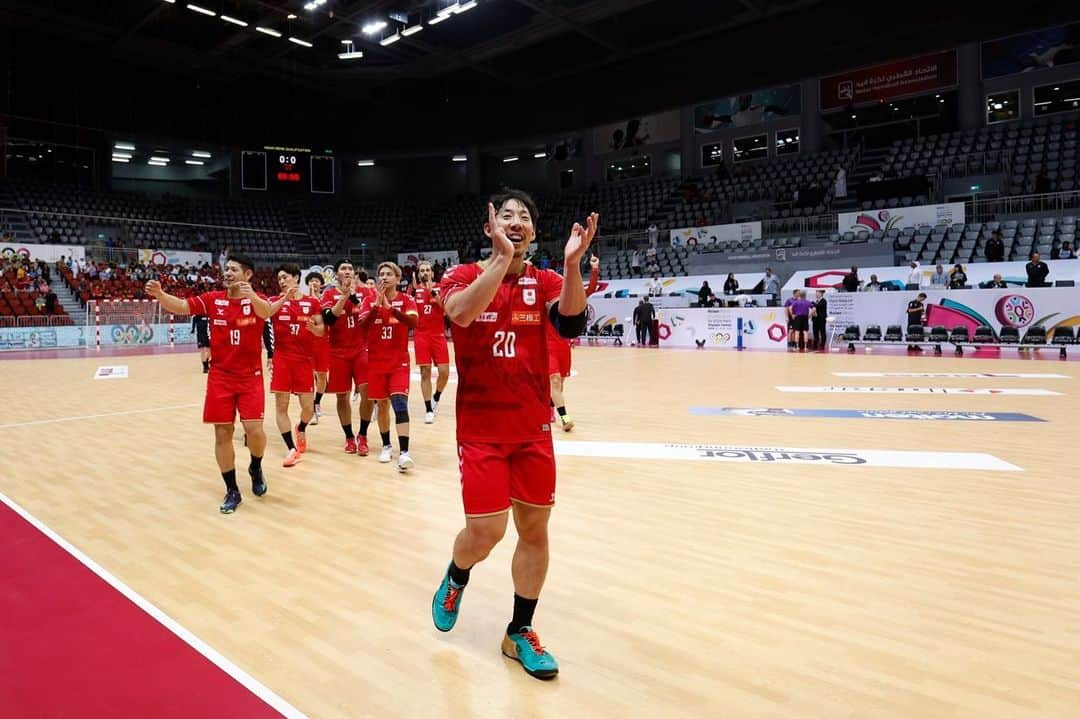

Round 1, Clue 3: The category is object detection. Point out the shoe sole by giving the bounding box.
[500,639,558,679]
[398,459,414,472]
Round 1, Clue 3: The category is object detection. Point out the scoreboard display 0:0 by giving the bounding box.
[273,151,309,186]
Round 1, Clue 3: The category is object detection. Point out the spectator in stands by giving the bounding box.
[44,286,57,314]
[630,248,642,276]
[1036,170,1053,194]
[834,167,847,199]
[1026,252,1050,287]
[841,266,859,292]
[218,246,229,272]
[697,281,716,308]
[648,223,659,247]
[948,264,968,289]
[930,264,947,287]
[863,274,883,292]
[1050,240,1062,260]
[647,275,663,297]
[906,261,922,288]
[906,293,927,351]
[985,230,1005,263]
[986,273,1008,289]
[723,273,739,295]
[763,267,780,302]
[646,257,660,276]
[1061,242,1076,259]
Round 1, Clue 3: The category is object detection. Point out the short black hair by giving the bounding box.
[917,292,927,299]
[305,272,324,286]
[227,253,255,274]
[275,263,300,279]
[489,188,539,225]
[356,269,369,283]
[335,258,354,271]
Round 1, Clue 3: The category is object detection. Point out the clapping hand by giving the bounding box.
[565,212,599,265]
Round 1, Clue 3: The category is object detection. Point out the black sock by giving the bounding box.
[298,420,308,433]
[380,431,391,447]
[424,399,433,412]
[448,561,470,587]
[282,431,295,450]
[249,456,262,473]
[508,594,538,635]
[399,436,409,452]
[556,406,567,417]
[359,418,371,436]
[222,469,238,492]
[342,424,354,440]
[314,392,323,406]
[202,360,210,371]
[433,390,442,403]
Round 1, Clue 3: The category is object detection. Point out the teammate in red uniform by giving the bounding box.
[321,261,376,455]
[270,264,325,467]
[305,271,330,425]
[363,261,418,471]
[412,260,450,424]
[145,254,276,514]
[430,190,597,679]
[547,254,600,431]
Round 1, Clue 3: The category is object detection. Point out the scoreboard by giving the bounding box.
[241,146,335,194]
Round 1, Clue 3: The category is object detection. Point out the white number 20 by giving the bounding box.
[492,330,516,358]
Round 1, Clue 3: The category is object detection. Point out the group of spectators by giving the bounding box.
[0,254,59,314]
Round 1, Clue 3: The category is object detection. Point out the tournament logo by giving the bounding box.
[995,294,1036,328]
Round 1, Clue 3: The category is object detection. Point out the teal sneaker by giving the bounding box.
[501,626,559,679]
[431,566,466,632]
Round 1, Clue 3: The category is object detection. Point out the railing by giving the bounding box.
[967,189,1080,223]
[761,213,838,237]
[0,315,77,327]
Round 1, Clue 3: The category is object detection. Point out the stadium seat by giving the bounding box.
[863,324,882,341]
[1000,327,1020,344]
[1022,326,1047,345]
[884,325,903,342]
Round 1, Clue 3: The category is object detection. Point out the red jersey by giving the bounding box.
[440,262,563,442]
[268,295,320,359]
[413,285,446,337]
[187,291,266,377]
[367,293,418,370]
[321,286,374,358]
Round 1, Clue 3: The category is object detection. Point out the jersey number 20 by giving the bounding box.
[492,330,516,358]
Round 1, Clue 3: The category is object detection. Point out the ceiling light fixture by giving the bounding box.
[503,156,519,163]
[289,37,313,47]
[256,26,282,37]
[221,15,247,27]
[452,155,467,162]
[357,160,375,167]
[456,0,478,12]
[402,24,423,36]
[186,4,216,17]
[380,33,401,46]
[192,151,212,158]
[114,142,136,151]
[362,20,388,34]
[428,13,449,24]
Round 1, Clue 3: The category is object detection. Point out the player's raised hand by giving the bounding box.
[234,281,255,298]
[590,254,600,270]
[145,280,163,297]
[564,212,599,265]
[484,202,515,260]
[287,286,302,301]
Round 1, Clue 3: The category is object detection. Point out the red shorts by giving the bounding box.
[327,351,367,394]
[548,341,571,378]
[271,354,315,394]
[368,364,410,400]
[312,340,330,374]
[203,371,265,424]
[414,332,449,366]
[459,439,556,516]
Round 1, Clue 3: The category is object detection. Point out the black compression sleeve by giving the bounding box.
[322,307,338,325]
[549,301,587,339]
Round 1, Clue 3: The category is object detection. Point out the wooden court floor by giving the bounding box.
[1,345,1078,718]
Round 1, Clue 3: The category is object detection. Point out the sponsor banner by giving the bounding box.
[694,84,802,132]
[554,440,1021,471]
[670,222,762,248]
[832,372,1068,379]
[137,249,212,267]
[695,241,891,269]
[981,23,1080,79]
[396,250,459,268]
[94,365,129,380]
[0,243,86,263]
[690,407,1045,422]
[785,259,1080,291]
[839,202,965,234]
[583,300,787,348]
[820,50,958,110]
[776,386,1061,396]
[0,323,194,351]
[594,110,681,152]
[817,287,1080,342]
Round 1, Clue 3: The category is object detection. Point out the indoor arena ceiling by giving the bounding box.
[0,0,1078,148]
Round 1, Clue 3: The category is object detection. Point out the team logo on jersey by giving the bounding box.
[280,315,291,321]
[216,308,226,316]
[477,312,498,323]
[523,288,536,306]
[242,305,252,316]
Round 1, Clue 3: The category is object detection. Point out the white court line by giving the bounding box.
[0,403,201,430]
[0,489,308,719]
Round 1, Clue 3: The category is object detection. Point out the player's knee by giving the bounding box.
[391,394,409,424]
[470,522,507,551]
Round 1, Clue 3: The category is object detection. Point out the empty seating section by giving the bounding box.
[600,246,689,280]
[842,320,1075,356]
[895,215,1077,265]
[880,112,1079,199]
